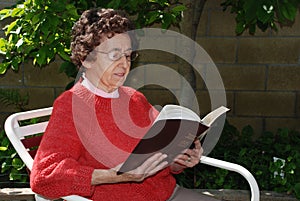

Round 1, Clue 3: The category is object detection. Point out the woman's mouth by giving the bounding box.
[114,73,125,77]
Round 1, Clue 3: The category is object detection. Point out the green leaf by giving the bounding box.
[12,158,25,170]
[1,161,10,173]
[0,38,7,51]
[0,62,10,74]
[172,5,186,13]
[107,0,122,9]
[235,21,245,35]
[32,13,43,25]
[11,7,24,17]
[0,146,8,151]
[66,4,79,18]
[147,11,160,25]
[241,125,254,137]
[294,183,300,199]
[58,49,71,62]
[280,2,297,21]
[257,6,273,24]
[248,23,256,35]
[40,21,51,37]
[1,136,10,147]
[239,148,247,157]
[161,13,173,30]
[51,1,67,12]
[9,168,20,180]
[243,0,259,23]
[5,20,17,35]
[0,9,12,20]
[35,46,48,66]
[11,56,22,71]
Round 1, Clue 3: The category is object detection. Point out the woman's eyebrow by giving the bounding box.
[111,48,122,51]
[109,47,132,52]
[124,48,133,52]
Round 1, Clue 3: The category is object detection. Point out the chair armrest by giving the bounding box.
[35,194,92,201]
[200,156,260,201]
[62,195,92,201]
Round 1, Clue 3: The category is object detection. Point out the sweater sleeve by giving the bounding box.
[30,93,95,199]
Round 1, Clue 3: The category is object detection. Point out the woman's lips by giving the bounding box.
[114,73,125,77]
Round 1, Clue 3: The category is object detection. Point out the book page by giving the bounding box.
[154,105,201,123]
[201,106,230,126]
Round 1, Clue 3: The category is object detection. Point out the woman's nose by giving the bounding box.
[120,55,130,67]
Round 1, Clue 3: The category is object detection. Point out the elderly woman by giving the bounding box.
[30,8,219,201]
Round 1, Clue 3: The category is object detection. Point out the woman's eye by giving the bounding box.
[110,51,121,59]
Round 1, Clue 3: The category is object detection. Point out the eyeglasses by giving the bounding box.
[94,49,139,62]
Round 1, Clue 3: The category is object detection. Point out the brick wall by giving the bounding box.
[0,0,299,135]
[200,0,300,135]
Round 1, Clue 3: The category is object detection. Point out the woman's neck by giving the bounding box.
[81,73,119,98]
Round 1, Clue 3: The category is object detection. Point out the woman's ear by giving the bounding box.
[81,59,90,69]
[82,50,99,69]
[81,55,93,69]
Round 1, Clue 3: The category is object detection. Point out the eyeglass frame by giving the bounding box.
[93,48,139,62]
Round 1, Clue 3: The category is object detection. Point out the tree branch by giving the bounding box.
[191,0,207,40]
[176,0,208,108]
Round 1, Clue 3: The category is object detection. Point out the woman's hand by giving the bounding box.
[119,153,168,182]
[91,153,168,185]
[170,139,203,173]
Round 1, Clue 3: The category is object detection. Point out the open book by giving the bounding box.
[117,104,230,175]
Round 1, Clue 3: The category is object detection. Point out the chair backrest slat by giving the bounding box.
[15,122,49,138]
[4,107,53,170]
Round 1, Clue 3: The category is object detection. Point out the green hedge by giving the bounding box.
[176,121,300,199]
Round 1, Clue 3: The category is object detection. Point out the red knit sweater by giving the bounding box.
[30,83,177,200]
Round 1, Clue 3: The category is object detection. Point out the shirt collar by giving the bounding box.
[81,73,119,98]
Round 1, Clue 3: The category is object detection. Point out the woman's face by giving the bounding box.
[82,33,132,93]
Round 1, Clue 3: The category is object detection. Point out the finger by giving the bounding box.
[173,154,190,166]
[181,156,194,168]
[183,150,200,164]
[174,154,189,162]
[181,140,201,156]
[146,160,168,177]
[184,149,194,157]
[142,153,167,174]
[142,153,165,165]
[174,153,188,161]
[199,147,204,158]
[193,139,201,150]
[185,144,203,159]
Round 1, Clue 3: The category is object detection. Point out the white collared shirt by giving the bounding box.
[81,73,119,98]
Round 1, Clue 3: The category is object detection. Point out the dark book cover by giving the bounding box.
[117,119,209,174]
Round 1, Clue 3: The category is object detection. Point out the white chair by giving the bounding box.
[4,107,91,201]
[4,107,260,201]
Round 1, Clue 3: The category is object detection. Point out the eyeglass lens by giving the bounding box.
[108,50,138,61]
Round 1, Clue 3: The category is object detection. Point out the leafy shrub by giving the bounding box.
[0,89,29,185]
[0,129,28,183]
[176,121,300,199]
